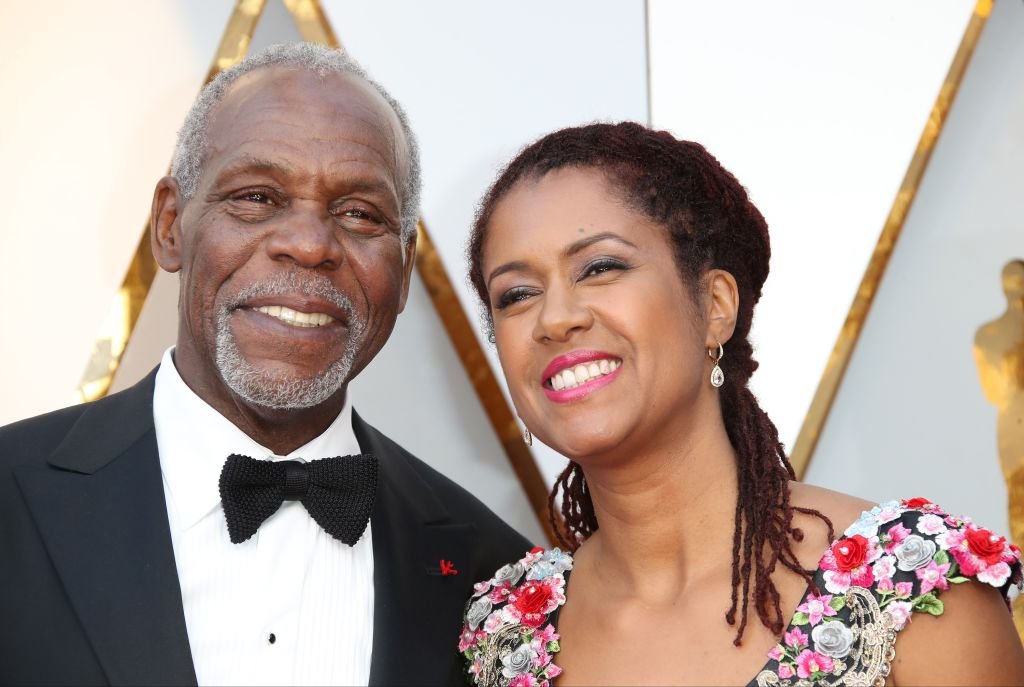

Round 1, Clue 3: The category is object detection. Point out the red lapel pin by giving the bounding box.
[440,559,458,576]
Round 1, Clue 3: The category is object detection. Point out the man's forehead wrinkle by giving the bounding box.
[305,84,403,178]
[207,113,397,182]
[214,154,297,177]
[214,136,398,183]
[220,83,397,152]
[227,65,399,136]
[315,71,407,188]
[200,65,410,215]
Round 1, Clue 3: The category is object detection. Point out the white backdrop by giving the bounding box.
[808,0,1024,535]
[648,0,976,453]
[0,1,235,423]
[1,0,1014,541]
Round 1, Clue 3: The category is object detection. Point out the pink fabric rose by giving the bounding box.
[916,560,950,594]
[795,650,835,679]
[784,627,808,649]
[797,592,836,625]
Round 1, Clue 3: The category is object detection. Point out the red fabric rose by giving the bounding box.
[902,497,933,509]
[513,581,553,615]
[967,528,1007,565]
[831,535,869,571]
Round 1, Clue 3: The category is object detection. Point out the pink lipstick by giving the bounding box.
[541,350,622,404]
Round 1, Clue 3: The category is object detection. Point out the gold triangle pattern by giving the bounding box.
[790,0,994,478]
[76,0,985,536]
[74,0,555,543]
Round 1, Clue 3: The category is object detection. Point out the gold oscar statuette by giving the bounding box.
[974,259,1024,638]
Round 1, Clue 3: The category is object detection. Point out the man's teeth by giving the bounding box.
[549,359,621,390]
[254,305,335,328]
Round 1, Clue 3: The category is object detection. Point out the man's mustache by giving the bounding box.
[225,272,359,324]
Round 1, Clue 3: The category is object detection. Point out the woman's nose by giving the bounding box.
[532,287,594,343]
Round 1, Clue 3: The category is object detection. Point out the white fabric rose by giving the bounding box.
[466,596,492,630]
[544,548,574,573]
[493,562,525,586]
[501,643,538,678]
[895,534,937,571]
[526,561,556,581]
[844,511,880,539]
[811,621,855,658]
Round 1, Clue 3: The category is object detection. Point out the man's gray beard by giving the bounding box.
[214,273,366,410]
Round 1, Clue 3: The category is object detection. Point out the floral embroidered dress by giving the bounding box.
[459,498,1022,687]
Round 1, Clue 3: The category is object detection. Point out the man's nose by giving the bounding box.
[264,202,345,270]
[532,287,594,343]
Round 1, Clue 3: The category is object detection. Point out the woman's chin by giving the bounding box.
[540,429,624,464]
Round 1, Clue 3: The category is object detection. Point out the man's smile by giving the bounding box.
[230,291,354,335]
[251,305,336,328]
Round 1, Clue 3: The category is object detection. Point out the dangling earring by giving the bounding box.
[708,341,725,388]
[520,420,533,446]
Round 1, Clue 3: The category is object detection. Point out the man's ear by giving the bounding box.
[151,176,185,273]
[396,228,418,313]
[705,269,739,347]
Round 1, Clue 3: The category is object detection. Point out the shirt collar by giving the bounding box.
[153,347,360,530]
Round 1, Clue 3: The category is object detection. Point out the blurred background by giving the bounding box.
[1,0,1021,546]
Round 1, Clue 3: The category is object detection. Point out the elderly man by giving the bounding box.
[0,43,529,686]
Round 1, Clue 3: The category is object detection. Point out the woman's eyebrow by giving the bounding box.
[487,260,529,288]
[487,233,639,287]
[562,232,638,257]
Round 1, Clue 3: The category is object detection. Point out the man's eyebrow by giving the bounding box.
[330,175,396,197]
[215,155,296,180]
[486,232,638,287]
[214,156,397,200]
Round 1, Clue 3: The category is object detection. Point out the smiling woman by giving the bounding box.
[459,122,1024,686]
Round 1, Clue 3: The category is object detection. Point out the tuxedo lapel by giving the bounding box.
[354,413,479,687]
[15,371,197,686]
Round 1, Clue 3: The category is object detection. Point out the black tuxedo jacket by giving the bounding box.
[0,369,531,686]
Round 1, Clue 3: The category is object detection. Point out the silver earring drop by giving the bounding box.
[708,341,725,388]
[522,425,533,446]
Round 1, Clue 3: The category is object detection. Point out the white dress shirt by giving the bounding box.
[153,348,374,686]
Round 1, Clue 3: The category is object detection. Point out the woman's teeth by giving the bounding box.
[549,359,621,390]
[254,305,335,328]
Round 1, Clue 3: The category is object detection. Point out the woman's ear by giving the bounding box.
[151,176,184,273]
[705,269,739,347]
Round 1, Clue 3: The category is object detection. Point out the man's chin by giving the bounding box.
[214,320,357,411]
[217,360,349,411]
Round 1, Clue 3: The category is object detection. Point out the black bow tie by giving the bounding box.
[218,453,378,545]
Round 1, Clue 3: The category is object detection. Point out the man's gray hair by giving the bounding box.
[170,42,421,244]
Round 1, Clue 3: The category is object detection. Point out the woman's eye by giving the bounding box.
[581,258,629,279]
[494,287,536,310]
